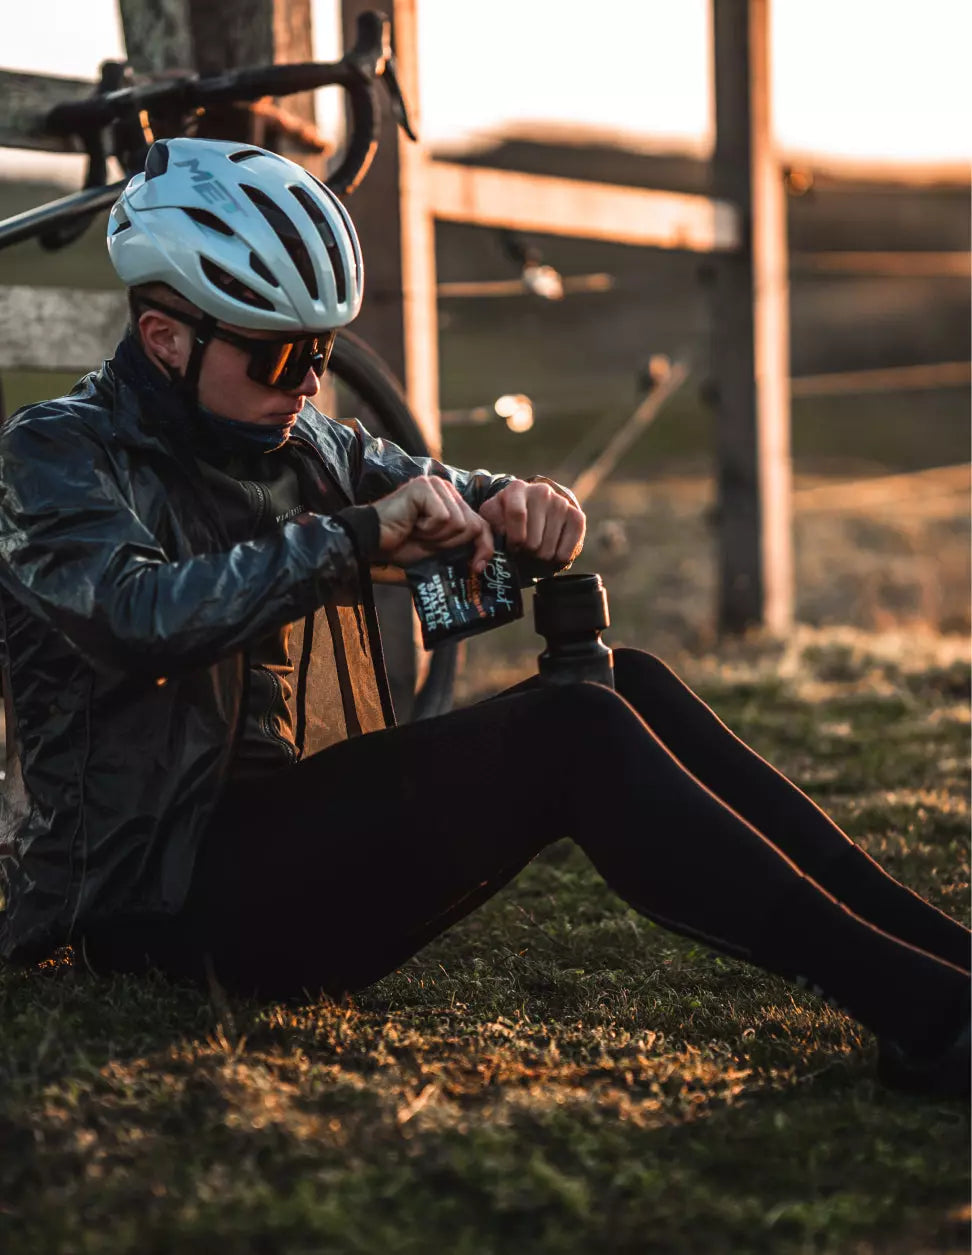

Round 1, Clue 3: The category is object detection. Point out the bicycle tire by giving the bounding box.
[328,329,458,722]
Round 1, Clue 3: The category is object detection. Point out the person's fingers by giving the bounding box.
[556,509,586,564]
[499,481,529,548]
[536,494,570,561]
[469,517,495,573]
[414,476,463,538]
[413,476,453,528]
[477,495,503,530]
[523,485,553,554]
[413,478,497,569]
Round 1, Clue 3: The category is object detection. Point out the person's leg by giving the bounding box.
[179,683,967,1068]
[610,648,971,973]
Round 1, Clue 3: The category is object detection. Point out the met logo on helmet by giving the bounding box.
[173,158,239,215]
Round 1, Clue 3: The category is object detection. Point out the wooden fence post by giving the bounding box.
[119,0,325,175]
[710,0,794,634]
[337,0,438,717]
[337,0,439,454]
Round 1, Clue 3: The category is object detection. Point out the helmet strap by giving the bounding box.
[155,311,217,409]
[182,314,217,401]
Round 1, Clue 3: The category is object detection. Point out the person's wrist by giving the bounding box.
[334,505,382,563]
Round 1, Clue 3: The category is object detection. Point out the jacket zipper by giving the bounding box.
[252,480,271,532]
[258,666,299,763]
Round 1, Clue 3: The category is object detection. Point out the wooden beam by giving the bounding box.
[338,0,440,456]
[570,363,691,505]
[792,251,970,278]
[339,0,438,720]
[116,0,193,72]
[791,360,972,398]
[709,0,793,635]
[0,69,96,153]
[428,162,742,253]
[0,286,127,371]
[119,0,324,175]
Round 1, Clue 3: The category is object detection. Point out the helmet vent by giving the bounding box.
[182,207,234,236]
[288,185,347,305]
[228,149,265,164]
[239,184,319,301]
[249,252,279,287]
[111,213,131,235]
[199,256,276,311]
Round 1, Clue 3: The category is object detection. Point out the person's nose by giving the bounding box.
[291,367,321,400]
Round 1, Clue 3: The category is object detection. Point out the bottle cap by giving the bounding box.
[533,573,610,637]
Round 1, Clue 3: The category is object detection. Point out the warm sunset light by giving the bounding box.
[0,0,968,177]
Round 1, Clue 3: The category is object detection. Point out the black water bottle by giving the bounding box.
[533,573,614,688]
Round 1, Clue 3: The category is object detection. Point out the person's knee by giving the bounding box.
[529,678,641,740]
[614,647,675,693]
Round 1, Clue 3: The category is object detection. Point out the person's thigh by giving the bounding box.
[192,686,572,997]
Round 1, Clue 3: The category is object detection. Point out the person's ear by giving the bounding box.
[138,310,190,372]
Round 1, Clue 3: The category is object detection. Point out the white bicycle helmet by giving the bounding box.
[108,137,364,331]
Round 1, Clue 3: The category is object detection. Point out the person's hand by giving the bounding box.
[479,479,586,567]
[373,475,495,571]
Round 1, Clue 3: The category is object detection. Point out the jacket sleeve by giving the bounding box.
[0,415,371,678]
[346,421,517,512]
[342,422,580,581]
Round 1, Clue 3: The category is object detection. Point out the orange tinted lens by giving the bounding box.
[263,342,295,387]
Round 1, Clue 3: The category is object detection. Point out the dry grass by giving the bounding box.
[1,464,969,1254]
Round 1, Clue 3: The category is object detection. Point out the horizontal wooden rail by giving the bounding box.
[791,360,971,397]
[0,68,96,153]
[427,161,742,253]
[794,462,971,516]
[436,273,615,299]
[791,251,970,278]
[3,285,966,413]
[0,286,128,372]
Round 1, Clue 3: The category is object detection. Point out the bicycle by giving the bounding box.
[0,10,455,719]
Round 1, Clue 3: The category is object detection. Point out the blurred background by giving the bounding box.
[1,0,969,680]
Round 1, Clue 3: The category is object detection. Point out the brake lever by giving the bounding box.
[381,53,418,142]
[346,10,418,143]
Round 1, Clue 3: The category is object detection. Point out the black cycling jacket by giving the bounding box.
[0,353,525,962]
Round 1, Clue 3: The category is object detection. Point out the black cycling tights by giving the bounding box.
[89,650,971,1058]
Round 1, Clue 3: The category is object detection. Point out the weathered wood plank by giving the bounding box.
[339,0,440,457]
[791,360,972,397]
[428,162,742,253]
[792,251,970,278]
[710,0,793,634]
[117,0,193,73]
[0,286,127,372]
[0,69,96,152]
[339,0,435,719]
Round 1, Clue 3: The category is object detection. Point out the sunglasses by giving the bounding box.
[209,325,337,391]
[135,296,337,391]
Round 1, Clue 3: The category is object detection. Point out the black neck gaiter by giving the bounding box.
[112,333,295,460]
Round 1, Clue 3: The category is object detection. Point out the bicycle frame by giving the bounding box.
[0,9,415,254]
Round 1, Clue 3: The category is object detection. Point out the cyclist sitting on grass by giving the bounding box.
[0,139,967,1098]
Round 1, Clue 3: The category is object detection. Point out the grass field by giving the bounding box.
[1,466,969,1254]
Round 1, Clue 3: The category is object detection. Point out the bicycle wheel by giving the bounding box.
[327,329,457,722]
